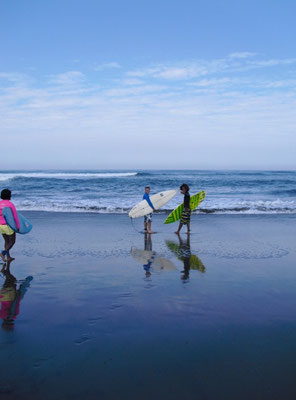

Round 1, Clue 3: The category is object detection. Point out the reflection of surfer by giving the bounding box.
[0,262,33,331]
[130,235,176,276]
[166,235,205,281]
[143,186,156,234]
[177,234,192,280]
[143,233,155,277]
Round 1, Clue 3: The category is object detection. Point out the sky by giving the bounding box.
[0,0,296,170]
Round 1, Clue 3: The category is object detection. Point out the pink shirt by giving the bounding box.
[0,200,20,230]
[0,300,20,320]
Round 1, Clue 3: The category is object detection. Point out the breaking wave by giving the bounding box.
[0,172,138,181]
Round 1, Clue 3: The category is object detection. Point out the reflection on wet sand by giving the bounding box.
[0,262,33,331]
[131,233,176,277]
[166,234,205,281]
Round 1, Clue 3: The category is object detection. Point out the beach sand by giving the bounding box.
[0,212,296,399]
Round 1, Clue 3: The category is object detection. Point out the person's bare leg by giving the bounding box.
[187,222,191,234]
[2,234,9,261]
[175,222,183,234]
[147,222,155,234]
[6,233,16,261]
[0,242,5,262]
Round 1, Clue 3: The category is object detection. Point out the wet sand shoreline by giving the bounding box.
[0,212,296,399]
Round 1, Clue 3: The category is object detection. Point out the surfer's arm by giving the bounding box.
[143,193,155,210]
[9,202,20,230]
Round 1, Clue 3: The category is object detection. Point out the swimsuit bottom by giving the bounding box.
[180,208,191,225]
[0,224,14,235]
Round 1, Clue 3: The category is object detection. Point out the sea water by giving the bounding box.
[0,169,295,214]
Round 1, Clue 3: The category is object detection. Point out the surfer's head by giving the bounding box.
[180,184,190,193]
[145,186,150,194]
[1,189,11,200]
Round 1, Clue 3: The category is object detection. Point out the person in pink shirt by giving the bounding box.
[0,261,33,331]
[0,189,20,263]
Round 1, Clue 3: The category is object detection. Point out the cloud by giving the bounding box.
[127,64,209,80]
[127,55,296,82]
[94,62,121,71]
[0,72,28,84]
[105,84,168,98]
[48,71,85,85]
[190,77,233,88]
[249,58,296,68]
[263,79,296,88]
[121,78,145,86]
[228,52,256,59]
[1,54,296,168]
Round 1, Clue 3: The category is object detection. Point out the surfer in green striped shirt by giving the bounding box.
[175,184,191,235]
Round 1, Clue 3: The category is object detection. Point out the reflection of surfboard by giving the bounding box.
[3,207,33,234]
[130,248,176,270]
[165,240,205,272]
[152,258,176,271]
[131,249,156,264]
[186,255,206,272]
[164,191,206,224]
[129,190,177,219]
[0,287,16,302]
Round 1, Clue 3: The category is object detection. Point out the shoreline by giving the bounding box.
[1,212,296,399]
[18,209,296,216]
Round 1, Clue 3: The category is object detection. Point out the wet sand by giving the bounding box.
[0,212,296,399]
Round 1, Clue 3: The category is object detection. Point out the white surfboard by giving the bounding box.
[128,190,177,219]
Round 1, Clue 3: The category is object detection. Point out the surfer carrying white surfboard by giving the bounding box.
[0,189,19,263]
[175,184,191,235]
[143,186,156,234]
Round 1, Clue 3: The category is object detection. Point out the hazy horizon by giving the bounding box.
[1,167,296,172]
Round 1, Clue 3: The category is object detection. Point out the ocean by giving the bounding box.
[1,173,296,399]
[0,170,295,214]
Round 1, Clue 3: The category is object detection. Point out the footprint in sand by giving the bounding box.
[74,333,92,345]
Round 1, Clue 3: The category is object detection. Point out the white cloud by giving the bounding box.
[1,54,296,168]
[94,62,121,71]
[249,58,296,67]
[127,56,296,82]
[48,71,85,85]
[229,52,256,59]
[121,78,145,86]
[0,72,28,83]
[263,79,296,88]
[155,66,204,80]
[128,64,209,80]
[190,78,233,87]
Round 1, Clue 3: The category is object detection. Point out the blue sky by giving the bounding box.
[1,0,295,169]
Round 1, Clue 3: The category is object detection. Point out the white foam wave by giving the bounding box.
[198,198,296,214]
[9,194,296,215]
[17,204,129,214]
[15,201,296,214]
[0,172,137,181]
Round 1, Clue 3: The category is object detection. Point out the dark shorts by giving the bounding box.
[180,208,191,225]
[144,213,153,223]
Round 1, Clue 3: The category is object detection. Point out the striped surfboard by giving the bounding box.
[164,191,206,224]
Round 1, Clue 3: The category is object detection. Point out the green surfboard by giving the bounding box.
[164,191,206,224]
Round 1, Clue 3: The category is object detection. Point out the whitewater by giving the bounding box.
[0,170,295,214]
